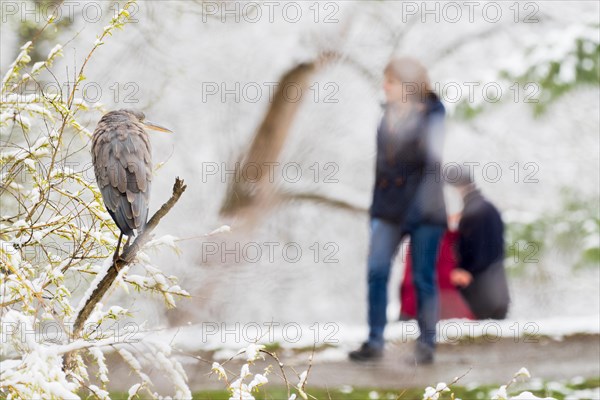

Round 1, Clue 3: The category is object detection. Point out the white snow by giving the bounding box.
[70,257,114,323]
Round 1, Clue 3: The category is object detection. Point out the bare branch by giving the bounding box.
[279,190,367,214]
[63,177,187,372]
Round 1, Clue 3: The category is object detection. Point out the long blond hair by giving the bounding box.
[384,57,433,103]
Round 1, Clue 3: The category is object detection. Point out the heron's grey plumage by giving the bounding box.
[92,110,152,236]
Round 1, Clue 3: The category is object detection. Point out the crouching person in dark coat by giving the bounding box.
[450,172,510,320]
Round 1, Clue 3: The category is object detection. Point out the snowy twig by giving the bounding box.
[422,367,472,400]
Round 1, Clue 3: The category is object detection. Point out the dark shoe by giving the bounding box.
[349,342,383,362]
[413,342,435,365]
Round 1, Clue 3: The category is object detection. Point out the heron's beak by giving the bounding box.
[143,121,173,133]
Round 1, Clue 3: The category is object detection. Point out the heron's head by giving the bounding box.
[120,109,173,133]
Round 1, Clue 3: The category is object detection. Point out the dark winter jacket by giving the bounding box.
[457,189,505,276]
[369,93,447,230]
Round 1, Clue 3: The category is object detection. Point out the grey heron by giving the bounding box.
[91,109,172,261]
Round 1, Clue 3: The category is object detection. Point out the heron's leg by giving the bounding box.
[113,233,123,264]
[123,235,131,252]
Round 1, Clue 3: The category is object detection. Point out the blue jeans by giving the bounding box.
[367,218,444,350]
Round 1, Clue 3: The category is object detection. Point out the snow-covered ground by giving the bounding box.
[139,314,600,360]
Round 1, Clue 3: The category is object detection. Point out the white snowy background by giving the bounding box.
[1,0,598,349]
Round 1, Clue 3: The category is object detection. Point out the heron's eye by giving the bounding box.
[132,110,145,121]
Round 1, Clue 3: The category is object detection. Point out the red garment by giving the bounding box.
[399,230,474,320]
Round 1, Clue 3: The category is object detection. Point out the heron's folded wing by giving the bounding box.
[93,122,151,234]
[122,124,151,231]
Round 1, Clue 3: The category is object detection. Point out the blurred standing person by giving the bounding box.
[349,58,447,364]
[450,171,510,319]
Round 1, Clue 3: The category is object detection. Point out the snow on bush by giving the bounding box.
[423,367,558,400]
[0,2,191,398]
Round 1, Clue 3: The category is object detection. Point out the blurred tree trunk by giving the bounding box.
[220,56,331,220]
